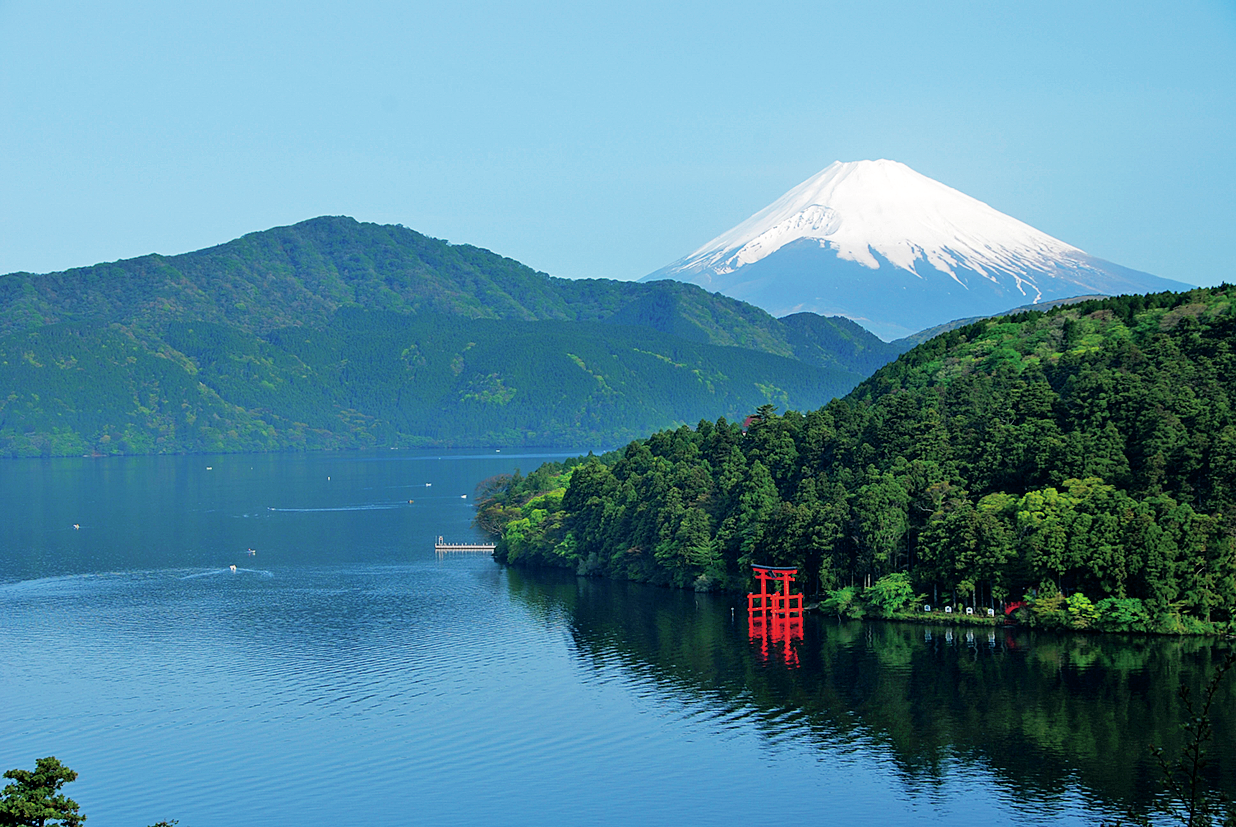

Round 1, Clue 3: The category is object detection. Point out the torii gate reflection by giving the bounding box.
[747,564,804,667]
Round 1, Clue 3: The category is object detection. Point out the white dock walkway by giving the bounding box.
[435,536,497,553]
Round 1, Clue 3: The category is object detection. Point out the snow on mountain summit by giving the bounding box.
[645,160,1191,340]
[688,160,1080,292]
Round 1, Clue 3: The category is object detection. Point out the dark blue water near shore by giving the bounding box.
[2,452,1232,826]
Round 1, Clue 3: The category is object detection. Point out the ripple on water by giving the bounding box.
[0,550,1219,827]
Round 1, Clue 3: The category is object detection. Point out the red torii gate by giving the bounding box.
[747,564,803,666]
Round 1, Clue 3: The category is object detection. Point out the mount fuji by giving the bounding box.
[642,160,1192,340]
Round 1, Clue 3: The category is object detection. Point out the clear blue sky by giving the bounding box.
[2,0,1234,286]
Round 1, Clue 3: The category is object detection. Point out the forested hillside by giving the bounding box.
[478,286,1236,633]
[0,216,902,372]
[0,217,900,455]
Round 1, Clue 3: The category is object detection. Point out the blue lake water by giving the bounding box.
[1,451,1232,826]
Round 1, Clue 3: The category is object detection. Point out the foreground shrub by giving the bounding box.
[821,586,865,619]
[864,573,915,617]
[1095,597,1153,632]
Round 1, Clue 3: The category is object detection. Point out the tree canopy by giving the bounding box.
[478,285,1236,634]
[0,757,84,827]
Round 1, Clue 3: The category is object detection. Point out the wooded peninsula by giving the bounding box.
[476,286,1236,635]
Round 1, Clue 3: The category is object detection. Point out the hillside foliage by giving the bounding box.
[478,286,1236,633]
[0,217,903,455]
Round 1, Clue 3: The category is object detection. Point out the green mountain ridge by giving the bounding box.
[893,294,1109,348]
[0,217,903,456]
[0,216,900,370]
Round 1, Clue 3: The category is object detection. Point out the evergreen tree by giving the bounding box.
[0,757,84,827]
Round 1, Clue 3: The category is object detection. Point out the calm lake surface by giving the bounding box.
[2,451,1233,826]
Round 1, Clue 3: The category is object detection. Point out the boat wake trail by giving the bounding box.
[267,504,403,513]
[179,568,274,580]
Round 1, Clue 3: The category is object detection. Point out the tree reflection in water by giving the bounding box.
[504,567,1235,817]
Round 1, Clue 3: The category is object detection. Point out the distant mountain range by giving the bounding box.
[643,160,1192,340]
[0,217,906,456]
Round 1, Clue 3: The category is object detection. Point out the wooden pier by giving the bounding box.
[435,536,497,553]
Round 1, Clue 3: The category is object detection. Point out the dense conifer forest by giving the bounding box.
[478,286,1236,634]
[0,217,904,455]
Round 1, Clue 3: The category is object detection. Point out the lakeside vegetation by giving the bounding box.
[477,286,1236,636]
[0,217,904,456]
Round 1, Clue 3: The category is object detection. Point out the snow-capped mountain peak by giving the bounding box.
[685,159,1081,286]
[645,160,1189,340]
